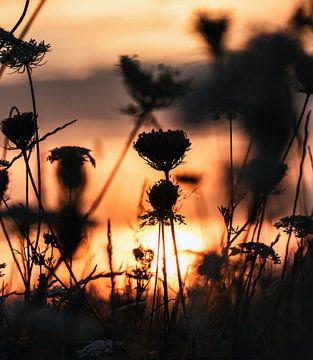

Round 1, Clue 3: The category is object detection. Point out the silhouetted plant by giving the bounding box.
[195,12,229,59]
[128,245,154,303]
[1,112,36,150]
[47,146,95,199]
[133,129,191,173]
[274,214,313,238]
[230,242,281,264]
[119,55,189,112]
[0,28,50,72]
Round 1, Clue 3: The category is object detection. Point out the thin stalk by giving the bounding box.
[282,93,310,162]
[148,222,161,338]
[165,171,195,357]
[0,216,26,288]
[268,112,311,357]
[10,0,30,34]
[21,151,109,333]
[227,116,234,247]
[160,219,170,337]
[169,216,195,357]
[277,111,310,305]
[107,219,116,313]
[86,111,148,218]
[26,66,42,252]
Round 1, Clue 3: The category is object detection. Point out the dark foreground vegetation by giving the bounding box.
[0,2,313,359]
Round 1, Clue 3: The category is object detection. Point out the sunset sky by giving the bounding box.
[0,0,310,277]
[1,0,304,77]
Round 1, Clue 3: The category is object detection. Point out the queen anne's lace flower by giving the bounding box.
[133,129,191,172]
[230,242,281,264]
[0,28,50,72]
[274,215,313,238]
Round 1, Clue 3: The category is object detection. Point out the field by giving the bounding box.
[0,2,313,359]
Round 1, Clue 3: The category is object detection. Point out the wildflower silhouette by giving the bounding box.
[140,180,185,227]
[133,129,191,173]
[0,28,50,72]
[86,57,189,217]
[119,55,189,112]
[230,242,281,264]
[1,112,36,150]
[134,128,195,356]
[47,146,95,192]
[274,215,313,238]
[195,12,229,58]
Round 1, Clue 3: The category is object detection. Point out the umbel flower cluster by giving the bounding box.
[274,215,313,238]
[230,242,281,264]
[133,129,191,172]
[0,27,50,72]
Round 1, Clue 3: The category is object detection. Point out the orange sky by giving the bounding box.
[0,0,310,291]
[0,0,304,78]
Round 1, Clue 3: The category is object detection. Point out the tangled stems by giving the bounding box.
[21,149,110,334]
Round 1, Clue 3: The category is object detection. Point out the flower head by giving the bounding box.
[140,180,185,226]
[1,112,36,150]
[195,12,229,58]
[47,146,95,191]
[133,129,191,172]
[118,55,189,111]
[274,215,313,238]
[0,28,50,72]
[148,180,179,217]
[230,242,281,264]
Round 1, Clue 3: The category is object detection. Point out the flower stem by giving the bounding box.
[149,221,161,338]
[86,111,148,218]
[160,218,170,339]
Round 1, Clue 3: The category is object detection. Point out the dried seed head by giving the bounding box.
[148,180,179,217]
[47,146,95,191]
[134,129,191,172]
[118,55,189,111]
[1,112,36,150]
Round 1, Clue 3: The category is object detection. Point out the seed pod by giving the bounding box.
[148,180,179,217]
[1,112,36,150]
